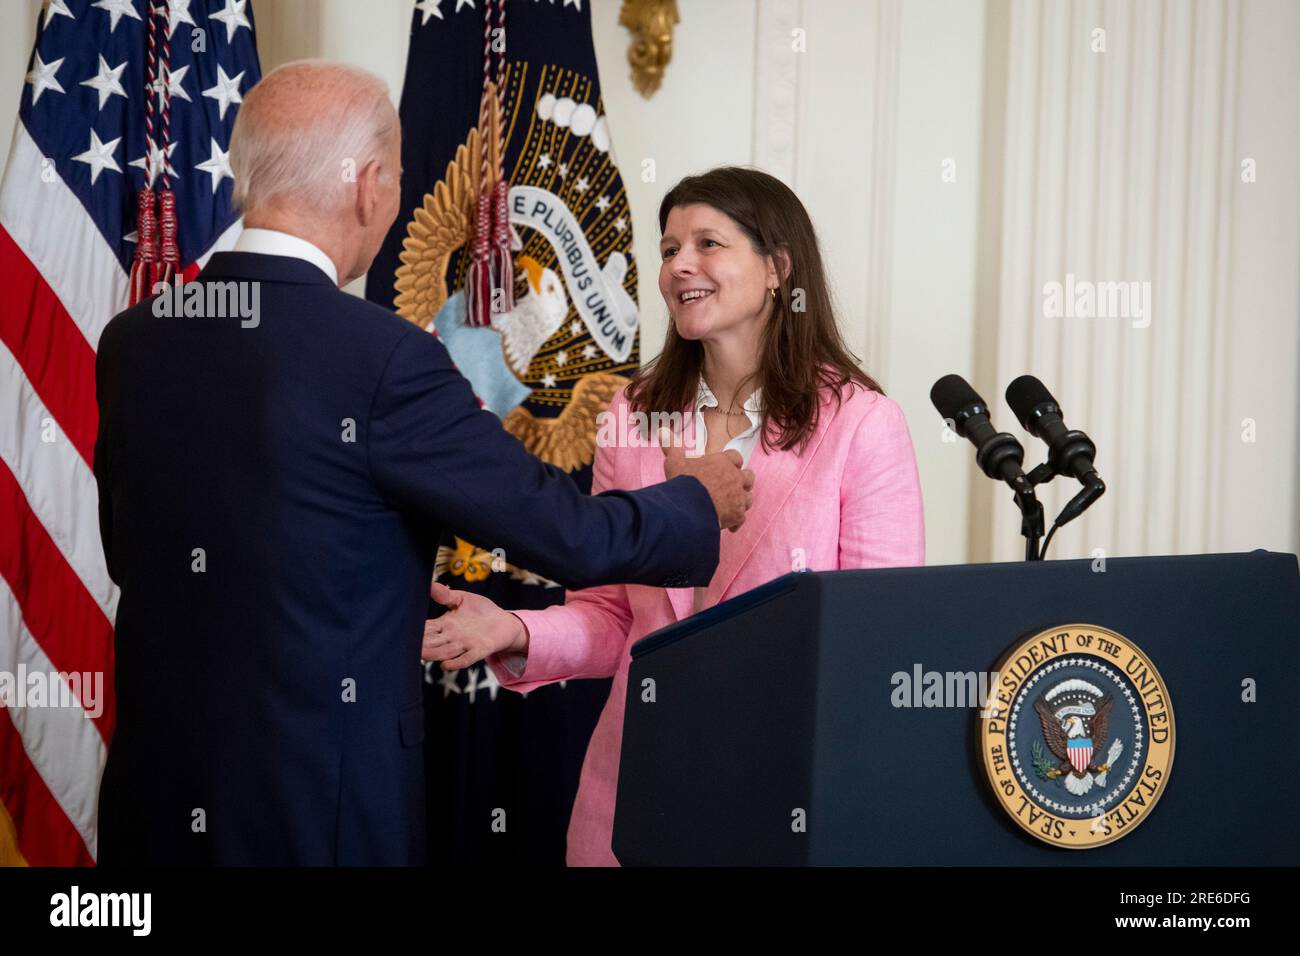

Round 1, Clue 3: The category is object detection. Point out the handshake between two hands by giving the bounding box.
[422,429,756,672]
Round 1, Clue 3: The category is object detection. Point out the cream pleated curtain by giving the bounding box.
[974,0,1297,562]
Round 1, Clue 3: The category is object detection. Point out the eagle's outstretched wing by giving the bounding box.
[1090,696,1113,752]
[503,372,629,472]
[393,134,478,329]
[393,81,506,329]
[1034,695,1071,762]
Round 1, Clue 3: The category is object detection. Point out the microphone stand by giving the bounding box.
[1023,462,1106,560]
[1010,474,1045,561]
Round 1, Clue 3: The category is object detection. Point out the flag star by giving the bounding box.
[436,668,460,698]
[415,0,444,25]
[72,129,122,185]
[594,194,611,212]
[614,216,627,232]
[463,666,483,704]
[574,176,588,192]
[478,662,501,701]
[152,63,192,103]
[582,344,596,360]
[211,0,251,43]
[537,152,553,169]
[455,0,476,11]
[202,65,244,120]
[157,0,196,39]
[25,52,65,105]
[43,0,75,27]
[129,140,178,188]
[564,0,583,10]
[555,349,568,366]
[195,137,233,193]
[568,320,582,335]
[81,55,128,111]
[557,162,568,178]
[92,0,142,32]
[541,373,557,388]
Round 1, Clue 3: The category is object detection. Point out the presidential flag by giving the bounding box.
[367,0,640,864]
[0,0,259,866]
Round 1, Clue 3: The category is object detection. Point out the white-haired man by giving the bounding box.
[93,61,752,865]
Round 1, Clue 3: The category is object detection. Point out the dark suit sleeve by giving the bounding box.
[367,329,720,591]
[93,321,117,585]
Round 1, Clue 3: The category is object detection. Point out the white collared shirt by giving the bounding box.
[690,376,763,614]
[690,376,763,467]
[232,227,339,286]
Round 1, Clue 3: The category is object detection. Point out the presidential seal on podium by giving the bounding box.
[979,624,1176,848]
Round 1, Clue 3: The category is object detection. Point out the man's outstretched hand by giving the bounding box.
[660,427,755,532]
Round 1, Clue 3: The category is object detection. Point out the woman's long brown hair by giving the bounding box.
[627,165,882,455]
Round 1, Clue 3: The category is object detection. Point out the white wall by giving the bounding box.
[590,0,757,364]
[1222,0,1300,556]
[0,0,42,175]
[883,0,986,565]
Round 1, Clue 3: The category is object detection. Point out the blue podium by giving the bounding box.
[612,551,1300,865]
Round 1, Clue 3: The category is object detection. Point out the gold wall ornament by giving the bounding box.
[619,0,679,98]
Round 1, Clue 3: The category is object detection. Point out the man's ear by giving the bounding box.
[355,158,384,226]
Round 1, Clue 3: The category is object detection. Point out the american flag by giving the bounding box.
[0,0,259,866]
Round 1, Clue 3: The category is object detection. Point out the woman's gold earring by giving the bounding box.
[770,287,777,300]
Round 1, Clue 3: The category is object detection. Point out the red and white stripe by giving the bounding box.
[1069,744,1093,775]
[0,121,239,865]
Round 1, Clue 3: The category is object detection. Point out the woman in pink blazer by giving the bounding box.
[423,166,925,866]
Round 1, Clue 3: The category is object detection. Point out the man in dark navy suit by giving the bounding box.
[93,62,753,865]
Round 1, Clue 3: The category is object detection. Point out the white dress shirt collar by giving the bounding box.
[233,227,339,285]
[691,375,764,464]
[695,376,763,427]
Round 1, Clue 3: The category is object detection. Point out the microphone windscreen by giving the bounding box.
[930,374,986,422]
[1005,375,1058,430]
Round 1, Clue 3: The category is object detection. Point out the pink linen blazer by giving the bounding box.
[489,380,925,865]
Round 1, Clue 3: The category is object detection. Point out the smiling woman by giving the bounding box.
[423,164,926,866]
[637,165,881,455]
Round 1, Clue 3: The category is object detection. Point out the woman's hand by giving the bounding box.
[422,580,528,671]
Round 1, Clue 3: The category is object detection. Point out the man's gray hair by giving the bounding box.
[230,60,397,215]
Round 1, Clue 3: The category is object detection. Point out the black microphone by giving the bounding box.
[1005,375,1105,527]
[930,374,1029,492]
[1005,375,1100,481]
